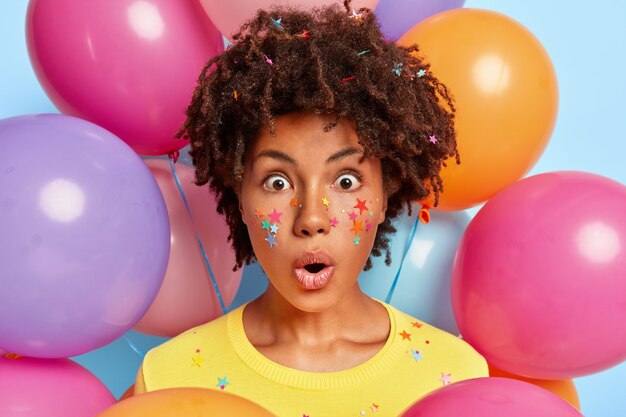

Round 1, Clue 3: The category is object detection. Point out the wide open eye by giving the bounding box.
[333,172,362,191]
[263,174,292,191]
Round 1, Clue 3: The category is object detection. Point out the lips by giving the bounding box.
[293,251,336,290]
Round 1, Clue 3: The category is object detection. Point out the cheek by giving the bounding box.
[244,205,293,250]
[329,195,383,247]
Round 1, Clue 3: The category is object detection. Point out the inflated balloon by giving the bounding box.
[452,171,626,379]
[359,205,470,334]
[98,388,277,416]
[0,356,116,417]
[0,114,170,358]
[489,365,580,410]
[374,0,465,41]
[118,385,134,402]
[398,9,558,210]
[400,377,583,417]
[134,160,243,337]
[26,0,224,156]
[199,0,379,40]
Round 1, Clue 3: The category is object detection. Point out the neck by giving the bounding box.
[246,284,386,347]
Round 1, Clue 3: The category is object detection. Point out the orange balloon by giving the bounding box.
[99,388,277,417]
[489,365,580,410]
[399,9,558,210]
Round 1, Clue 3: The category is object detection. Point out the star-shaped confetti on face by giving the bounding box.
[261,220,270,230]
[411,349,423,362]
[429,135,438,144]
[354,198,369,215]
[371,403,380,412]
[330,217,339,227]
[348,211,358,221]
[265,232,277,248]
[268,208,283,224]
[216,376,230,390]
[351,219,364,235]
[399,330,412,341]
[322,197,330,207]
[411,321,423,328]
[417,69,427,77]
[365,222,372,232]
[439,372,452,385]
[255,208,265,218]
[354,236,361,246]
[290,198,298,207]
[270,223,279,234]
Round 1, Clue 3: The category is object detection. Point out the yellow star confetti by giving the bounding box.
[322,197,330,207]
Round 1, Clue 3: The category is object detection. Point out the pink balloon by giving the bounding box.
[199,0,380,40]
[0,356,115,417]
[452,171,626,379]
[401,377,582,417]
[134,160,242,337]
[26,0,224,156]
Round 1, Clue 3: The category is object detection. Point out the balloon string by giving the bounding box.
[168,159,228,315]
[122,335,146,358]
[385,214,419,304]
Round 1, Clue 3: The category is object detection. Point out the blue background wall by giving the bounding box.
[1,1,624,416]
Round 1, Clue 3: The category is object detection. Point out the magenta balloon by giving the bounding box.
[0,356,115,417]
[199,0,379,41]
[374,0,465,41]
[452,171,626,379]
[0,114,170,358]
[26,0,224,156]
[401,377,582,417]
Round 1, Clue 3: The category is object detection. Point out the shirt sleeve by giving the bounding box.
[133,365,147,395]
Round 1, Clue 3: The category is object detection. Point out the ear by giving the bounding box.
[378,192,388,225]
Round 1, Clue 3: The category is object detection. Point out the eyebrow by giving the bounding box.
[253,147,362,166]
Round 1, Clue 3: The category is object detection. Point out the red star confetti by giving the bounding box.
[341,76,355,83]
[290,198,298,207]
[411,321,423,328]
[354,198,368,215]
[298,29,311,39]
[399,330,412,341]
[330,217,339,227]
[439,372,452,385]
[268,208,283,224]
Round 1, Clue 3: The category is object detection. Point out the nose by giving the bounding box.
[293,192,331,237]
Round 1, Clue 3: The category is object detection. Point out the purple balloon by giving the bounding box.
[374,0,465,41]
[0,114,170,358]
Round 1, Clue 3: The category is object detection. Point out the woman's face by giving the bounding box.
[239,111,387,312]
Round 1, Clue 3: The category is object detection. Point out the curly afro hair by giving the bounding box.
[177,0,459,271]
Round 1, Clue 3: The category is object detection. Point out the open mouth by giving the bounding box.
[304,263,325,273]
[293,252,336,290]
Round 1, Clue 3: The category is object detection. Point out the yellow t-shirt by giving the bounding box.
[135,301,487,416]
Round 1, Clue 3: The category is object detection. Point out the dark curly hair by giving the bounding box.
[177,0,459,271]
